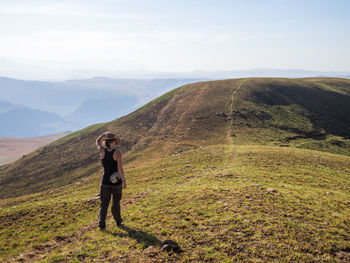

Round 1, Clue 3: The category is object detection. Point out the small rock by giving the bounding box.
[250,184,260,187]
[143,245,157,256]
[160,244,171,251]
[87,194,100,202]
[159,240,182,253]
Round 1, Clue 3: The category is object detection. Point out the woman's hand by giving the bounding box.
[104,131,113,136]
[122,181,127,189]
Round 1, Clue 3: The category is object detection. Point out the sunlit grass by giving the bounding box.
[1,144,349,262]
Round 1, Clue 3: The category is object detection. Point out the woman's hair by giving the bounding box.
[105,138,116,149]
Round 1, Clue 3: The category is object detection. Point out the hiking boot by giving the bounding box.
[99,226,106,231]
[117,218,124,227]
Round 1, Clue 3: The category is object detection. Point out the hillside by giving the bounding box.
[0,77,350,262]
[0,77,349,199]
[1,144,349,262]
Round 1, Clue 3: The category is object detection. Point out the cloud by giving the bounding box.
[0,1,146,20]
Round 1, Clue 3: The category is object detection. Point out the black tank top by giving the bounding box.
[101,148,121,185]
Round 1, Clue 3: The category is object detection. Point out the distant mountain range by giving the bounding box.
[1,69,349,138]
[108,68,350,79]
[0,77,205,137]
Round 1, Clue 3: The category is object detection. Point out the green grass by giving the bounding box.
[1,77,350,199]
[1,144,349,262]
[1,77,350,261]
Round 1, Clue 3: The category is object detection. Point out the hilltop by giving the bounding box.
[0,77,349,199]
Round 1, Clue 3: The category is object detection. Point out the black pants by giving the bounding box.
[98,183,122,228]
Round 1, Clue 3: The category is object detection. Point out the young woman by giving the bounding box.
[96,132,127,230]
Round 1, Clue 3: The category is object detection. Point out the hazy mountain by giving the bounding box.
[66,95,139,126]
[0,76,205,114]
[0,107,71,137]
[0,76,205,135]
[0,100,24,114]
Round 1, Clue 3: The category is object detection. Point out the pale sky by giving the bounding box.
[0,0,349,79]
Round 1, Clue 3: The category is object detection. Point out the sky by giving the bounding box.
[0,0,350,80]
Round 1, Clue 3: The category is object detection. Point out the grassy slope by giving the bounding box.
[0,144,349,262]
[0,77,350,262]
[1,77,349,199]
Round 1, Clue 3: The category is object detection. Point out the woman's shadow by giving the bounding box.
[104,224,162,248]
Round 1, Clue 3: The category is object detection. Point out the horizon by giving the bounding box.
[1,67,350,82]
[0,0,350,80]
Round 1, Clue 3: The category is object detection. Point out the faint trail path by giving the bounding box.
[226,80,245,143]
[225,80,246,166]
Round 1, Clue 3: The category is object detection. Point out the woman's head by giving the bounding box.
[102,133,121,149]
[104,138,117,149]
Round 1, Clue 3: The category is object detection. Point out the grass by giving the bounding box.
[1,144,349,262]
[1,77,350,199]
[0,77,349,261]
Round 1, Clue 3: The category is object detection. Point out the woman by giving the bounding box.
[96,131,127,230]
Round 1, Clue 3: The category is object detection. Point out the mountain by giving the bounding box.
[66,95,139,127]
[0,77,349,262]
[0,107,72,137]
[0,100,22,114]
[0,76,205,134]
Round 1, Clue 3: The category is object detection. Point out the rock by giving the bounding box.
[250,184,260,187]
[87,194,100,202]
[160,244,171,251]
[159,240,182,253]
[143,245,158,256]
